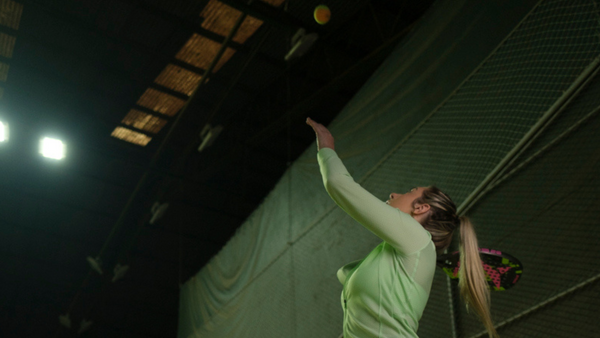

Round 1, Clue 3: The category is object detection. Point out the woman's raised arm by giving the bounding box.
[307,118,430,254]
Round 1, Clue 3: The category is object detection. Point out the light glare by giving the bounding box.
[0,121,7,142]
[40,137,65,160]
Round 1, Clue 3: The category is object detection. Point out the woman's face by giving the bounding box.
[386,187,427,214]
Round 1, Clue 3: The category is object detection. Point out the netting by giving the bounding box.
[461,58,600,338]
[178,0,600,337]
[367,0,600,205]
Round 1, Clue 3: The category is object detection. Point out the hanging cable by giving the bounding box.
[283,2,298,338]
[179,215,183,287]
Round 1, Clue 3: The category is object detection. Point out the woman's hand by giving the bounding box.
[306,117,335,151]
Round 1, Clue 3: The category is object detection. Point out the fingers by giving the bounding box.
[306,117,335,151]
[306,117,318,128]
[306,118,319,133]
[307,117,332,137]
[306,117,323,130]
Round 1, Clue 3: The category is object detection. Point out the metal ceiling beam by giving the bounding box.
[117,121,163,137]
[15,1,281,106]
[148,78,258,103]
[172,0,379,159]
[131,105,175,121]
[148,83,190,101]
[218,0,372,58]
[118,0,286,68]
[132,0,366,66]
[218,0,305,31]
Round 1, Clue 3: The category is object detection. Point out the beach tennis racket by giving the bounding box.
[436,248,523,291]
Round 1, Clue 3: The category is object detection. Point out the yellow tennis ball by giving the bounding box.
[314,5,331,25]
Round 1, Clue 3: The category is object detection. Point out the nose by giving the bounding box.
[389,193,398,199]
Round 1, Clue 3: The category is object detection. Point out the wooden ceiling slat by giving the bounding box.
[0,32,15,58]
[200,0,264,44]
[121,109,168,134]
[0,0,23,30]
[0,61,8,81]
[175,33,236,72]
[111,126,152,146]
[136,88,186,117]
[154,64,203,96]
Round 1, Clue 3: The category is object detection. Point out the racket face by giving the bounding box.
[437,248,523,291]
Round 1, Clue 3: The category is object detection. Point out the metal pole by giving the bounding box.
[469,273,600,338]
[457,55,600,216]
[484,102,600,195]
[447,274,459,338]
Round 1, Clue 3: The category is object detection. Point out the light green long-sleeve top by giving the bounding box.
[317,148,437,338]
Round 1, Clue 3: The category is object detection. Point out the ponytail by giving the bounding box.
[458,216,499,338]
[415,186,499,337]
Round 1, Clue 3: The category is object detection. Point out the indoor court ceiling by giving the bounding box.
[0,0,436,336]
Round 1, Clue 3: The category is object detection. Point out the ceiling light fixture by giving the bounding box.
[112,263,130,283]
[198,124,223,152]
[39,137,66,160]
[0,121,7,142]
[149,202,169,225]
[86,256,103,275]
[285,28,318,61]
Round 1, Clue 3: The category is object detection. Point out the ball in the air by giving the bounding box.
[314,5,331,25]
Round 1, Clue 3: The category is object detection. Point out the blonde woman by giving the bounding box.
[306,118,498,338]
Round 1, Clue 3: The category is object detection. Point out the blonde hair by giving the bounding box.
[412,186,499,338]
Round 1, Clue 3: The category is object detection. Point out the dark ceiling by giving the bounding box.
[0,0,435,337]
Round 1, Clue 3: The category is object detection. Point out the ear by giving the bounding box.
[413,203,430,215]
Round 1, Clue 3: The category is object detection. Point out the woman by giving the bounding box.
[306,118,498,338]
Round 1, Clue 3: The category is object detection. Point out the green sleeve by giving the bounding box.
[317,147,430,255]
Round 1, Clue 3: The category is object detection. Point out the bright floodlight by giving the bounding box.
[0,121,7,142]
[40,137,66,160]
